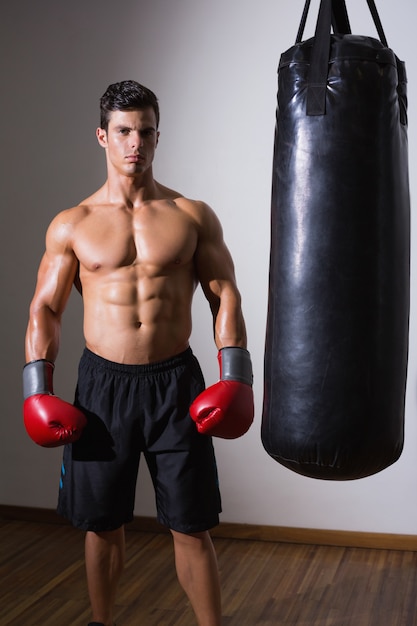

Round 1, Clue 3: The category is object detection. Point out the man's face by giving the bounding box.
[96,108,159,177]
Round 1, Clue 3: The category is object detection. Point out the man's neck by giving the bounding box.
[105,169,160,207]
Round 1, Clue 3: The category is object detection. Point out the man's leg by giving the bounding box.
[171,529,222,626]
[85,526,125,626]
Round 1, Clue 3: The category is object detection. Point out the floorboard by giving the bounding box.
[1,519,417,625]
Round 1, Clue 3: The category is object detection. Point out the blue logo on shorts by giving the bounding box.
[59,462,66,489]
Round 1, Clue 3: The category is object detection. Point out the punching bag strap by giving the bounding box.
[296,0,312,43]
[306,0,332,116]
[366,0,388,47]
[305,0,390,116]
[296,0,351,42]
[331,0,351,34]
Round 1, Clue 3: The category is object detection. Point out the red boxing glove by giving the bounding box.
[23,360,87,448]
[190,347,254,439]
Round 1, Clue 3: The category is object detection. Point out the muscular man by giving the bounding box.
[24,80,253,626]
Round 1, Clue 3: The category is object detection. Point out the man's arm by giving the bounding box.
[25,211,79,362]
[190,202,254,439]
[23,210,87,447]
[193,202,247,349]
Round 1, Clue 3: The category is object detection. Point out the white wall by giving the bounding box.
[1,0,416,534]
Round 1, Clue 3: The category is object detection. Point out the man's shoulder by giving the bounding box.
[45,199,97,248]
[173,195,213,217]
[49,203,89,228]
[51,185,107,224]
[154,181,209,212]
[171,196,215,230]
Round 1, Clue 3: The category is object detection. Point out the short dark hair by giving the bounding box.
[99,80,160,130]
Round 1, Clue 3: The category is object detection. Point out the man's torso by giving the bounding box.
[71,195,201,364]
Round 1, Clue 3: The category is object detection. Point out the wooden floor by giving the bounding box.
[2,519,417,626]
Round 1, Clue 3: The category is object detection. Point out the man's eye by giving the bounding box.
[119,128,130,135]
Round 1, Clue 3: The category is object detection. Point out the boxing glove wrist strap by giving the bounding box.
[23,359,55,399]
[219,347,253,386]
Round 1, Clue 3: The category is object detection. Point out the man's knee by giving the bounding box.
[170,528,210,543]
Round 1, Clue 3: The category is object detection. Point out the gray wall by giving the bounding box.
[2,0,417,533]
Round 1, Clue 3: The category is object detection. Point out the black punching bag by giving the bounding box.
[261,0,410,480]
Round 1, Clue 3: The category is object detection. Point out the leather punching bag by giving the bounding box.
[261,0,410,480]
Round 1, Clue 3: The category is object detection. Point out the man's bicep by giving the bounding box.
[192,201,239,301]
[196,239,238,310]
[31,249,77,315]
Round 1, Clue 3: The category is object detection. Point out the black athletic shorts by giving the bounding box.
[57,347,222,533]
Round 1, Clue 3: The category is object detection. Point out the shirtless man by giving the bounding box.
[23,80,254,626]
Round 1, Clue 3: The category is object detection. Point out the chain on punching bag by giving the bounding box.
[261,0,410,480]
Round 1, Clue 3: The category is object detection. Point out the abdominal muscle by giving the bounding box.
[81,264,196,365]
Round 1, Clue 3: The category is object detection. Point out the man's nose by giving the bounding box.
[131,132,143,148]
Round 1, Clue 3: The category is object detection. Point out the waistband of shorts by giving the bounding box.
[81,346,195,375]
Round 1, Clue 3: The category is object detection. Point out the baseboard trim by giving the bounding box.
[1,504,416,551]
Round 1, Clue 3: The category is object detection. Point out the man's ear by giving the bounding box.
[96,127,107,148]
